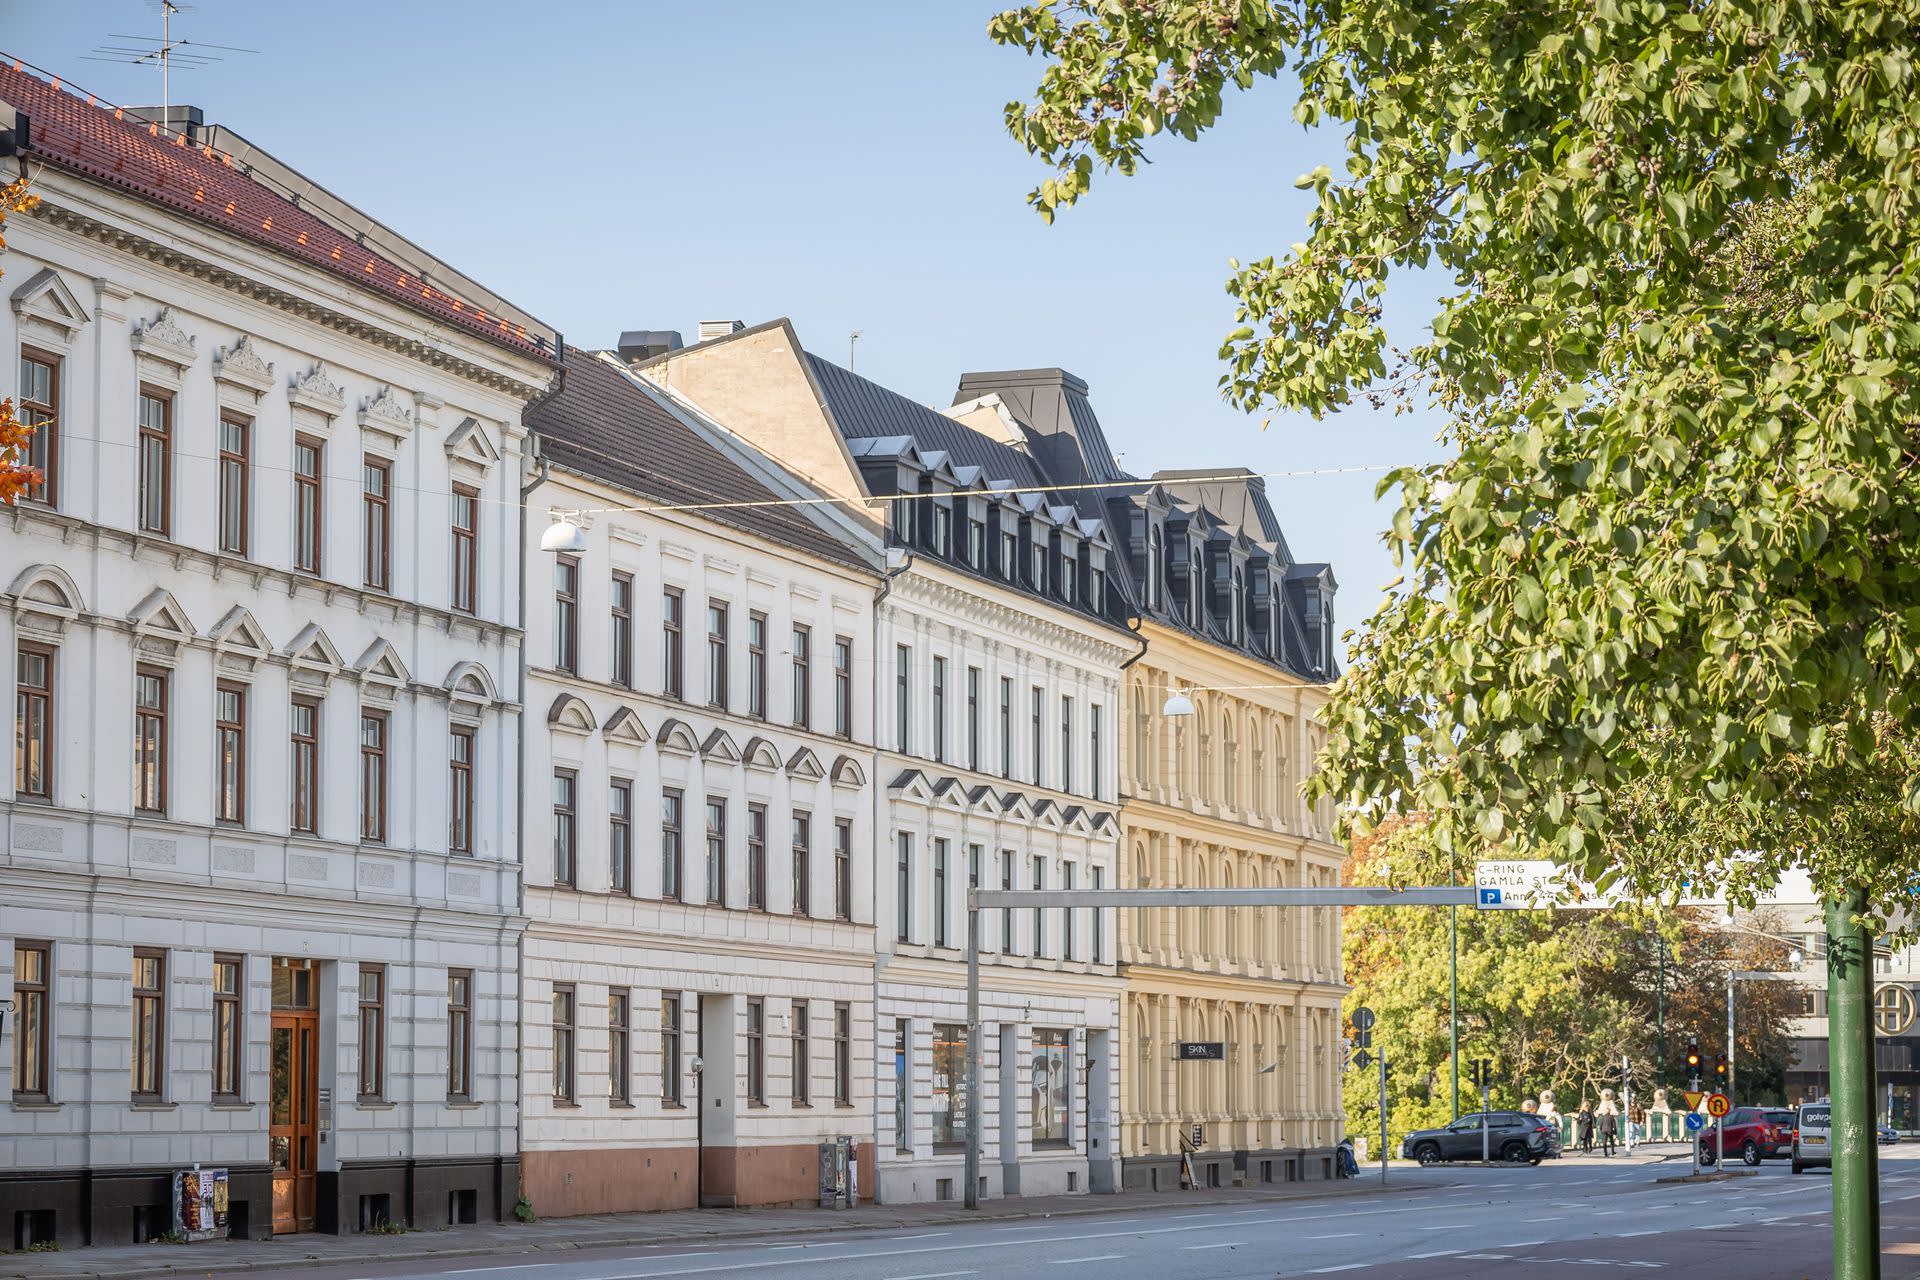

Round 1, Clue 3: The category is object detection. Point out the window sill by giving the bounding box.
[211,1100,253,1111]
[131,1101,176,1111]
[1032,1140,1072,1151]
[11,1099,60,1111]
[356,1099,394,1110]
[661,1100,687,1110]
[609,1100,636,1110]
[446,1099,481,1109]
[747,1101,769,1110]
[551,1100,581,1110]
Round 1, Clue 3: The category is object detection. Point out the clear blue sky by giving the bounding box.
[5,0,1453,629]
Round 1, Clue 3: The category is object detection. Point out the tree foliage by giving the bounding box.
[0,177,44,505]
[1343,817,1800,1144]
[992,0,1920,917]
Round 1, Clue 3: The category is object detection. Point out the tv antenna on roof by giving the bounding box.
[83,2,258,122]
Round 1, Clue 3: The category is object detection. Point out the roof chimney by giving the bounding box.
[698,319,745,343]
[616,330,683,367]
[123,104,204,143]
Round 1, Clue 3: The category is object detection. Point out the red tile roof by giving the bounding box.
[0,57,556,363]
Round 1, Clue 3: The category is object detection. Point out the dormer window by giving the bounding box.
[931,500,952,557]
[1060,550,1077,603]
[967,515,986,568]
[1001,526,1018,579]
[1147,524,1164,611]
[1231,567,1246,644]
[1091,566,1106,611]
[1030,530,1047,591]
[1188,539,1205,628]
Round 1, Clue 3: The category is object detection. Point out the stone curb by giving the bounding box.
[1654,1169,1760,1184]
[0,1180,1422,1280]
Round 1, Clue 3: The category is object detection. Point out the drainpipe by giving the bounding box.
[512,429,552,1215]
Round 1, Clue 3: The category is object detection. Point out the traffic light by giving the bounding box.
[1714,1053,1728,1081]
[1685,1040,1701,1070]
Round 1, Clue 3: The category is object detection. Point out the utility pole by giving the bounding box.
[1827,890,1881,1280]
[1450,904,1460,1121]
[1726,967,1736,1102]
[963,901,983,1210]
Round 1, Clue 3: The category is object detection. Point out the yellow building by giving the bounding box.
[1120,613,1347,1189]
[945,368,1350,1192]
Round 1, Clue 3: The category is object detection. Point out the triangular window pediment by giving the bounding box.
[888,768,933,802]
[284,623,344,673]
[603,705,650,745]
[700,728,742,763]
[444,416,502,479]
[354,637,411,686]
[127,588,194,639]
[785,746,825,780]
[11,268,90,350]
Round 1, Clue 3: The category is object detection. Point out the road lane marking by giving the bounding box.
[891,1272,975,1280]
[1302,1267,1368,1275]
[893,1233,953,1240]
[1184,1242,1244,1250]
[1053,1256,1124,1265]
[1409,1250,1462,1259]
[1417,1222,1470,1230]
[1304,1232,1359,1239]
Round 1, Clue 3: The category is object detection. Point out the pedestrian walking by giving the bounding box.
[1597,1088,1621,1157]
[1576,1102,1595,1153]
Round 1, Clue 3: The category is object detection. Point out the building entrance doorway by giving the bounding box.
[270,960,319,1234]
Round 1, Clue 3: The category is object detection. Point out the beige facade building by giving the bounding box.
[1119,619,1346,1188]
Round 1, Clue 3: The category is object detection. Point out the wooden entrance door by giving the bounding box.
[269,1007,318,1232]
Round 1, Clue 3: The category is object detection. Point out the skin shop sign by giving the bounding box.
[1178,1041,1226,1061]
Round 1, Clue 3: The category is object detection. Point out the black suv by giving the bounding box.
[1400,1111,1559,1165]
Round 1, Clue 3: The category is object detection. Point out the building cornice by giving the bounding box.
[891,564,1134,670]
[29,195,553,399]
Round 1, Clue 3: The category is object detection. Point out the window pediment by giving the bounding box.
[288,362,347,421]
[358,385,414,443]
[444,415,501,480]
[213,335,276,400]
[11,267,89,350]
[130,307,198,386]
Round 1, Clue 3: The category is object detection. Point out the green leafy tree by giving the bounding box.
[994,6,1915,1268]
[1341,817,1799,1150]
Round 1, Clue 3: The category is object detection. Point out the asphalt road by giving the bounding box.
[263,1148,1920,1279]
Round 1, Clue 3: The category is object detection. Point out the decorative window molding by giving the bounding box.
[354,636,410,700]
[288,362,347,425]
[7,563,87,638]
[547,692,596,735]
[11,267,90,351]
[830,754,868,791]
[655,717,699,754]
[283,622,345,689]
[130,307,198,387]
[213,334,276,403]
[444,416,501,481]
[444,660,498,722]
[888,767,933,803]
[207,604,273,675]
[358,385,415,443]
[785,746,825,781]
[603,705,650,746]
[127,587,195,663]
[699,727,742,764]
[741,735,781,773]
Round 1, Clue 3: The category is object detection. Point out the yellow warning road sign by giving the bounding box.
[1682,1090,1705,1110]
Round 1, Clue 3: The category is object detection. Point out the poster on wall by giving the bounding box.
[171,1165,230,1242]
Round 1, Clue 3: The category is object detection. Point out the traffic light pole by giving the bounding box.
[1480,1073,1490,1164]
[1378,1049,1390,1186]
[1827,889,1881,1280]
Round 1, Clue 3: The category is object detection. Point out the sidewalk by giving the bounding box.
[1,1178,1414,1280]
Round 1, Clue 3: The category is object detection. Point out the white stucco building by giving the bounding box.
[636,323,1131,1204]
[0,68,556,1247]
[516,350,884,1213]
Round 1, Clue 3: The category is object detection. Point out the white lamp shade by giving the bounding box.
[1162,691,1196,717]
[540,519,588,554]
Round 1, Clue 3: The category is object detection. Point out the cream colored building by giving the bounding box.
[946,373,1350,1189]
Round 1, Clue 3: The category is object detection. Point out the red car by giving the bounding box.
[1699,1106,1797,1166]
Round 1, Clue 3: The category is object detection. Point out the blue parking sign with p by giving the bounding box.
[1479,888,1503,906]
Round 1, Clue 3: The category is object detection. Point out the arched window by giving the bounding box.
[1222,711,1238,809]
[1222,859,1237,959]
